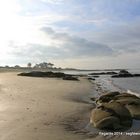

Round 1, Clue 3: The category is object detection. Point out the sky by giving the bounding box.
[1,0,140,69]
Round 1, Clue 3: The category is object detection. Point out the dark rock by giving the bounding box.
[63,76,79,81]
[133,74,140,77]
[53,72,66,78]
[106,71,118,75]
[18,71,79,81]
[119,70,130,74]
[111,70,140,78]
[96,92,120,104]
[18,71,65,77]
[88,77,95,80]
[90,97,96,101]
[93,76,99,78]
[112,74,133,78]
[89,71,117,76]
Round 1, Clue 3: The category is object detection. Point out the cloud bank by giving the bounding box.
[1,0,140,68]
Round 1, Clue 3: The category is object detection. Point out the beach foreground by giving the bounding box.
[1,72,140,140]
[0,72,94,140]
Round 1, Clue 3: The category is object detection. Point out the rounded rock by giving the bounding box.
[90,102,132,130]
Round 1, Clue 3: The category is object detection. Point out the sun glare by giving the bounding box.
[0,0,44,60]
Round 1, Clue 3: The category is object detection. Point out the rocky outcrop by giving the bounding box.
[96,91,120,104]
[18,71,65,77]
[89,71,117,76]
[112,70,140,78]
[88,77,95,80]
[18,71,79,81]
[63,76,79,81]
[90,92,140,131]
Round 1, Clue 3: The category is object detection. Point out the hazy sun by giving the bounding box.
[0,0,44,59]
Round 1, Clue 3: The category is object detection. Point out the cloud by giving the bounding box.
[8,27,114,63]
[89,19,140,54]
[4,0,140,69]
[41,0,64,4]
[40,27,114,57]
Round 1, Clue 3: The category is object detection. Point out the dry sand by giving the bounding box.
[0,72,95,140]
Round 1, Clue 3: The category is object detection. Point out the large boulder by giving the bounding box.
[112,70,133,78]
[90,106,121,130]
[113,93,140,104]
[96,92,140,120]
[91,92,140,131]
[115,93,140,120]
[90,102,132,130]
[102,102,132,128]
[119,70,131,75]
[113,93,140,119]
[125,104,140,120]
[96,92,120,105]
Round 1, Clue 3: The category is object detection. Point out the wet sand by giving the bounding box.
[0,72,94,140]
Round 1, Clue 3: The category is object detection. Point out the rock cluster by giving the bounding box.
[88,70,140,78]
[90,92,140,131]
[112,70,140,78]
[18,71,79,81]
[89,71,117,76]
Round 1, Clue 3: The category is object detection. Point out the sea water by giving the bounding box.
[63,69,140,95]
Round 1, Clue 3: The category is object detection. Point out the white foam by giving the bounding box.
[127,89,140,97]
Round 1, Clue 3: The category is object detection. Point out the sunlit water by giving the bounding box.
[96,69,140,95]
[63,69,140,95]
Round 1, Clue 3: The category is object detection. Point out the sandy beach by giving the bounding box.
[1,72,140,140]
[0,72,95,140]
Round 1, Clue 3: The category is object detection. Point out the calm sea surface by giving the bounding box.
[63,69,140,95]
